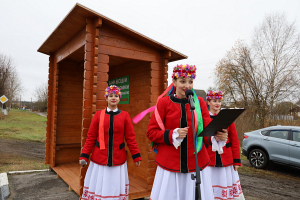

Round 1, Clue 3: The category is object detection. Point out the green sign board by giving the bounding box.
[108,75,130,104]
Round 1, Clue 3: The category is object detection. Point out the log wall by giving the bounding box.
[55,59,83,164]
[45,54,59,168]
[109,60,152,183]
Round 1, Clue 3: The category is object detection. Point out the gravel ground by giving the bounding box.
[7,171,78,200]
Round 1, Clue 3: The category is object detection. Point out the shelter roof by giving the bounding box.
[37,3,187,62]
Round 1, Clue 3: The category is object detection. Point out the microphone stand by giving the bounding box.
[189,96,202,200]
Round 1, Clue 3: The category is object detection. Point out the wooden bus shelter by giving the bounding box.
[37,4,187,199]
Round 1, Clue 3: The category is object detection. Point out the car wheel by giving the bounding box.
[249,149,268,169]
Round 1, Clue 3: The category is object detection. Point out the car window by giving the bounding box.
[261,130,268,135]
[292,131,300,142]
[269,130,289,140]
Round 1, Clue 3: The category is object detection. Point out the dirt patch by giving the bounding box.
[239,160,300,200]
[0,139,45,160]
[0,139,47,172]
[240,171,300,200]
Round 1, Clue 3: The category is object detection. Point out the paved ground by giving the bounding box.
[33,112,47,117]
[7,171,79,200]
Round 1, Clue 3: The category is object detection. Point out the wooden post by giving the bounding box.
[146,51,170,190]
[96,19,109,111]
[96,54,109,110]
[46,54,59,168]
[45,54,53,165]
[162,51,171,90]
[146,61,163,191]
[80,17,104,196]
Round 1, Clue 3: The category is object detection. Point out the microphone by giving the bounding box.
[185,90,195,110]
[80,159,87,166]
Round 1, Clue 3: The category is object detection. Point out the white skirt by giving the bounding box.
[150,166,214,200]
[207,166,245,200]
[81,161,129,200]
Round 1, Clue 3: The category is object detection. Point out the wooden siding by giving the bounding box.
[55,59,83,165]
[45,54,59,168]
[108,60,153,187]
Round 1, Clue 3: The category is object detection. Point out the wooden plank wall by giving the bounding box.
[98,24,161,62]
[109,60,151,183]
[45,54,59,168]
[55,59,83,164]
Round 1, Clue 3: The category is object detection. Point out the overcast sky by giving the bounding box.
[1,0,300,101]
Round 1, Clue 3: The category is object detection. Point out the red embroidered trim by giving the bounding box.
[82,185,130,199]
[212,180,241,189]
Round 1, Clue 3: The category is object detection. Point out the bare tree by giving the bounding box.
[34,83,48,112]
[0,53,22,108]
[6,70,22,108]
[215,13,300,128]
[252,13,300,124]
[0,53,12,96]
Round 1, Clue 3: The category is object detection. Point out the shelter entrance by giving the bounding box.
[54,50,153,199]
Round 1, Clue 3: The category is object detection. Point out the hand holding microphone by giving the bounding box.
[79,159,87,167]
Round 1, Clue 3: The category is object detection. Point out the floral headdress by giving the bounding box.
[104,85,122,99]
[172,64,196,79]
[206,91,223,101]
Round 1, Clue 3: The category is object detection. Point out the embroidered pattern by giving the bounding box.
[233,186,238,195]
[238,184,242,192]
[229,189,233,196]
[222,189,227,197]
[212,179,243,199]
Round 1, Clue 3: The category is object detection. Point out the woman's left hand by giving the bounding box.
[135,161,141,167]
[215,129,228,141]
[233,165,239,171]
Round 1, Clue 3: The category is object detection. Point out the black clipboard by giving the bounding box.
[198,109,245,137]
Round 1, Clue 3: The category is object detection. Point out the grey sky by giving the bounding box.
[1,0,300,101]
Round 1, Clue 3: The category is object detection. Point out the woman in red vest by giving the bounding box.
[206,91,244,200]
[79,85,142,200]
[146,65,228,200]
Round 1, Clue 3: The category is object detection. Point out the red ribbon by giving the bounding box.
[98,108,106,150]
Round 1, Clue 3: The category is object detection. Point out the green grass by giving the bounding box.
[240,147,248,161]
[0,109,46,142]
